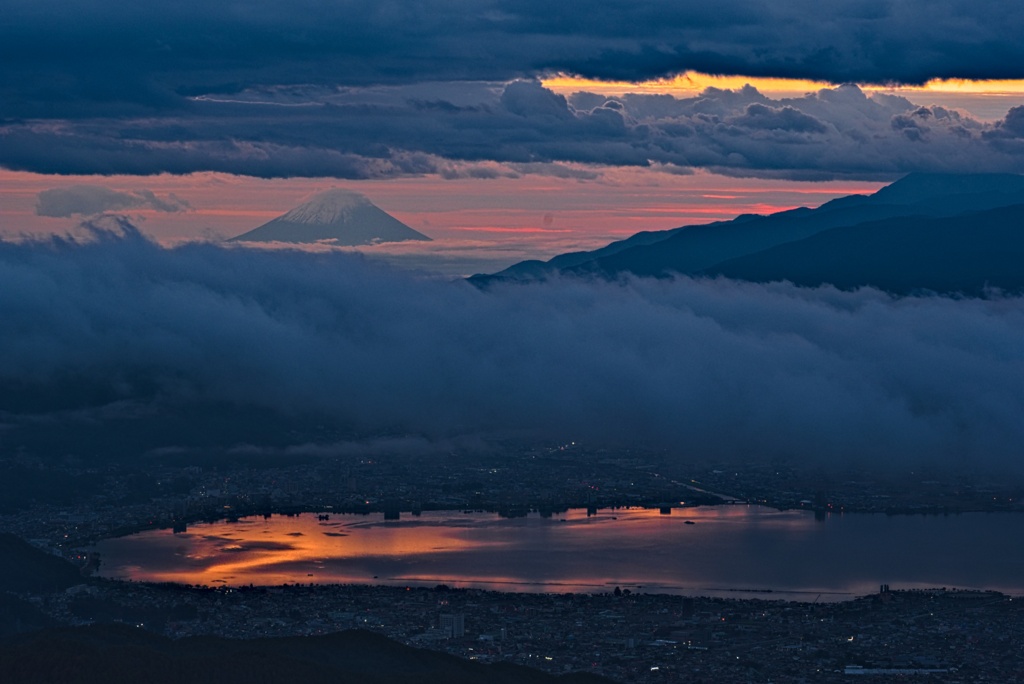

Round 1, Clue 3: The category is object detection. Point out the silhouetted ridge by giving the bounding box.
[868,172,1024,206]
[703,203,1024,295]
[471,173,1024,296]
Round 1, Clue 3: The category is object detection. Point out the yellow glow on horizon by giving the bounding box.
[905,79,1024,95]
[542,72,1024,98]
[542,72,827,97]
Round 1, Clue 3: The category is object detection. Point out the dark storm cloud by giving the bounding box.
[35,185,192,217]
[730,104,830,134]
[2,225,1023,473]
[981,106,1024,154]
[3,0,1024,120]
[4,81,1022,179]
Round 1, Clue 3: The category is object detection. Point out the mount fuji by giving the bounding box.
[229,189,431,246]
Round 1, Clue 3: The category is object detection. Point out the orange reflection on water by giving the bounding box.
[93,506,820,591]
[106,513,502,586]
[89,506,1024,599]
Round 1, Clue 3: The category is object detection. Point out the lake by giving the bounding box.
[90,506,1024,601]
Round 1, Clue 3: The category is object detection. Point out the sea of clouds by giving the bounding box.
[2,222,1022,473]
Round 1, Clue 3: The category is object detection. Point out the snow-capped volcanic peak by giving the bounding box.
[278,189,373,225]
[228,187,430,245]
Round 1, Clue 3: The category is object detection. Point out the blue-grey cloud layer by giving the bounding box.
[5,2,1024,179]
[2,225,1023,472]
[4,81,1023,180]
[6,0,1024,180]
[35,185,192,217]
[4,0,1024,119]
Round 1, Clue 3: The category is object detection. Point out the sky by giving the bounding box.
[3,1,1024,273]
[2,1,1024,470]
[1,168,886,274]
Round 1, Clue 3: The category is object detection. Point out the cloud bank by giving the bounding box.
[2,223,1023,473]
[3,0,1024,121]
[4,3,1024,180]
[35,185,192,217]
[4,82,1024,180]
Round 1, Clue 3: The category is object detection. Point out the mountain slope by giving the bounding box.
[472,173,1024,287]
[702,204,1024,295]
[229,189,431,246]
[474,215,758,282]
[575,173,1024,280]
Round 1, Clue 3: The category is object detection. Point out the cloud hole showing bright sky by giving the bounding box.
[2,224,1023,473]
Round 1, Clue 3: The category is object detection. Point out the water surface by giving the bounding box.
[91,506,1024,601]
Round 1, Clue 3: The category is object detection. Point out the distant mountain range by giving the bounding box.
[471,173,1024,295]
[229,189,431,246]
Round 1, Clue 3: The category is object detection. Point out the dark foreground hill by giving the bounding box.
[0,533,82,593]
[0,534,79,637]
[0,625,616,684]
[472,173,1024,295]
[0,595,56,639]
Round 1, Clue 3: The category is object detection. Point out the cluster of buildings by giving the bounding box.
[4,445,1024,682]
[29,579,1022,682]
[0,444,720,552]
[4,445,1021,563]
[683,463,1024,515]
